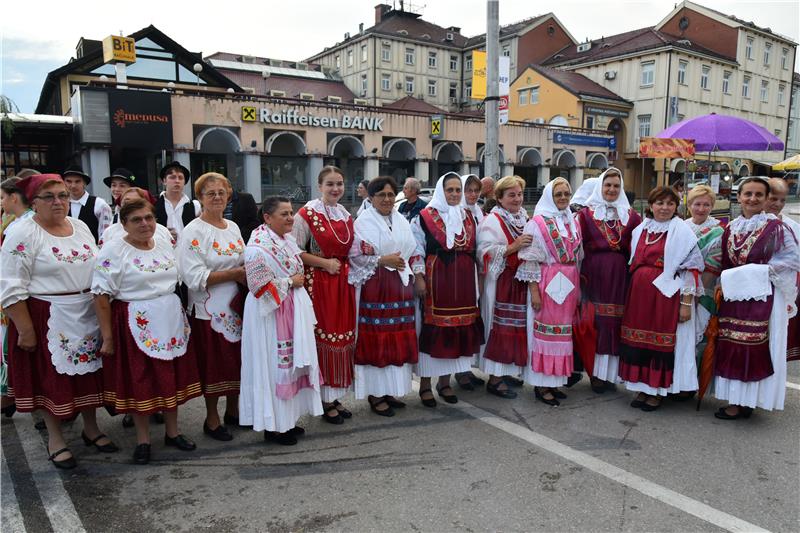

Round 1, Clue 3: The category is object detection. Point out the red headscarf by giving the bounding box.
[16,174,63,203]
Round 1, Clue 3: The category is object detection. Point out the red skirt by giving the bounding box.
[189,316,241,397]
[355,267,418,368]
[483,265,528,366]
[104,300,201,415]
[7,297,104,419]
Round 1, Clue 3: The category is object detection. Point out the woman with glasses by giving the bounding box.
[349,176,420,417]
[1,174,116,469]
[178,173,246,441]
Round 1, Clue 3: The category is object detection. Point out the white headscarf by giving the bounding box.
[460,174,484,223]
[571,177,600,207]
[428,172,466,249]
[354,204,417,285]
[585,167,631,224]
[534,178,578,237]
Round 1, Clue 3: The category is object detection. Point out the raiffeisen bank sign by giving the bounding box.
[242,106,384,131]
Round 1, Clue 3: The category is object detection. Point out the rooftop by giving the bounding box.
[525,64,631,104]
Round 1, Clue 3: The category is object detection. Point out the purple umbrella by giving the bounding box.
[657,112,784,152]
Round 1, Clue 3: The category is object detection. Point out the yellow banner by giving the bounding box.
[471,50,487,100]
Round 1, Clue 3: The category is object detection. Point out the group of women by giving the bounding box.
[1,166,797,471]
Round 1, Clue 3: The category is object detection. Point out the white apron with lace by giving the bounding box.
[127,293,191,361]
[41,292,103,376]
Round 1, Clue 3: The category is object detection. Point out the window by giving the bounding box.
[449,82,457,99]
[586,116,595,129]
[775,129,781,138]
[465,82,472,98]
[722,71,731,94]
[638,114,651,139]
[700,66,710,90]
[347,49,353,67]
[428,51,437,68]
[640,61,654,86]
[405,48,415,65]
[405,76,414,93]
[381,44,391,62]
[742,76,751,98]
[361,74,368,93]
[335,55,341,69]
[763,43,771,65]
[746,37,754,60]
[677,61,687,85]
[450,55,458,71]
[381,73,391,91]
[518,89,528,106]
[782,48,789,69]
[502,45,510,57]
[761,80,769,102]
[466,55,472,71]
[427,79,437,96]
[361,44,368,62]
[530,86,539,104]
[779,84,786,106]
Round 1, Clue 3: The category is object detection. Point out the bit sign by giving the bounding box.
[103,35,136,64]
[499,95,509,125]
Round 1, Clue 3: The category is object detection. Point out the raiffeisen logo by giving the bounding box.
[113,108,169,128]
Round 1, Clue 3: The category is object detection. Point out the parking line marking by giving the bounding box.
[447,396,770,533]
[1,446,26,533]
[14,419,86,533]
[786,381,800,391]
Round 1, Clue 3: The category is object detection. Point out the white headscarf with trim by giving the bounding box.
[534,178,578,237]
[585,167,631,224]
[428,172,466,249]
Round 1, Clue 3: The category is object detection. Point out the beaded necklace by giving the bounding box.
[322,203,352,245]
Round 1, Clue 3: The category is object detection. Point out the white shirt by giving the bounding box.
[91,235,179,302]
[0,217,97,308]
[69,191,113,238]
[161,193,201,237]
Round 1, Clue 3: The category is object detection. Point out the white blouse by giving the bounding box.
[177,218,245,320]
[1,217,97,308]
[100,222,175,248]
[91,237,179,302]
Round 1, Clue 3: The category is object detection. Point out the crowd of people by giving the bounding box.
[0,163,797,470]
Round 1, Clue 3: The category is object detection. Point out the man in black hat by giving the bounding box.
[155,161,200,240]
[63,165,112,243]
[103,168,138,224]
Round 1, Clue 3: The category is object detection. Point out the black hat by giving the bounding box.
[159,161,191,181]
[62,165,91,183]
[103,168,137,188]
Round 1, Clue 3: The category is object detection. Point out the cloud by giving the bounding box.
[2,37,74,62]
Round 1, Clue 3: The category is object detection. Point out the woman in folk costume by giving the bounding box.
[239,196,322,445]
[520,178,582,406]
[349,176,420,417]
[2,174,117,469]
[100,187,172,248]
[454,173,487,391]
[684,185,724,392]
[93,198,200,465]
[712,178,799,419]
[477,175,534,399]
[411,172,484,406]
[576,167,642,393]
[293,166,356,424]
[619,186,704,412]
[178,173,246,442]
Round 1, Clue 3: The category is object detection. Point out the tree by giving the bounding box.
[1,95,20,138]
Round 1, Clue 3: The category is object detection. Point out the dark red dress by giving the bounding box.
[297,206,356,390]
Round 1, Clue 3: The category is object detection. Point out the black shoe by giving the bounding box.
[48,447,77,470]
[630,394,647,409]
[436,385,458,404]
[534,388,560,407]
[419,389,437,408]
[565,372,583,388]
[383,396,406,409]
[151,412,165,424]
[551,388,567,400]
[714,406,753,420]
[640,399,662,412]
[81,432,119,453]
[486,380,518,399]
[223,413,243,427]
[264,431,298,446]
[203,422,233,441]
[590,377,607,394]
[133,443,151,465]
[288,426,305,436]
[368,397,395,417]
[2,403,16,418]
[34,419,46,430]
[670,391,696,402]
[503,376,524,388]
[164,434,196,451]
[455,372,475,391]
[468,373,486,387]
[321,410,344,425]
[332,400,352,419]
[122,414,135,428]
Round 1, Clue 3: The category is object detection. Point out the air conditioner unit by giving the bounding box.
[604,70,617,80]
[396,82,403,89]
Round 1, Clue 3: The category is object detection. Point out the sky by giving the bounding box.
[2,0,798,113]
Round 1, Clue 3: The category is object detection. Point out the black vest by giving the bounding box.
[77,195,100,243]
[155,196,197,229]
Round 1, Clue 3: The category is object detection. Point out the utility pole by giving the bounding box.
[485,0,500,179]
